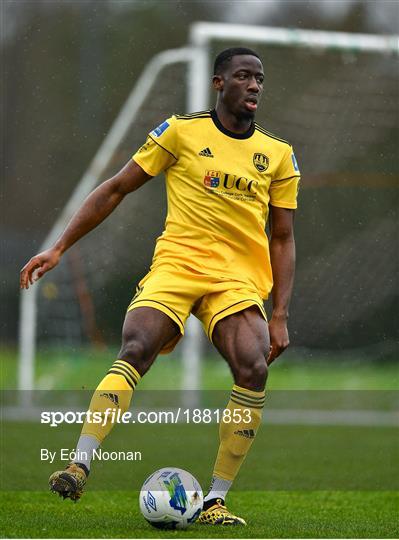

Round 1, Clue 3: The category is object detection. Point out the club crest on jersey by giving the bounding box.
[204,170,220,188]
[151,121,169,138]
[253,153,269,173]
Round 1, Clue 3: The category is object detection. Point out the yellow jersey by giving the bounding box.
[132,109,300,298]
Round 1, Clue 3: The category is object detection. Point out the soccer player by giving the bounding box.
[20,47,300,525]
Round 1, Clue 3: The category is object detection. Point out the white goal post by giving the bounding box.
[188,22,399,112]
[18,23,399,394]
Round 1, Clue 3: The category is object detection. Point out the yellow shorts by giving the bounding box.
[127,263,267,353]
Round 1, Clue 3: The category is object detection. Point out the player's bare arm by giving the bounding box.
[20,160,151,289]
[268,205,295,364]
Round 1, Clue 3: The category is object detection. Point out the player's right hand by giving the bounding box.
[20,248,62,289]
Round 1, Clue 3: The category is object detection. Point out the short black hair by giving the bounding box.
[213,47,261,75]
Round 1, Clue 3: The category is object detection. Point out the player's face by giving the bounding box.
[215,55,264,119]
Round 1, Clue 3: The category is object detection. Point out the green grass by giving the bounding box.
[1,349,398,537]
[1,421,398,537]
[2,423,398,491]
[0,490,397,538]
[1,346,398,390]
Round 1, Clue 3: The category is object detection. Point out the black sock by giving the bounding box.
[75,462,90,477]
[203,497,225,511]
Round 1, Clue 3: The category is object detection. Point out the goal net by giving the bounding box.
[19,25,398,392]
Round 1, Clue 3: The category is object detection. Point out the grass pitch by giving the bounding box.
[2,346,399,390]
[1,350,398,537]
[1,421,397,538]
[0,490,398,538]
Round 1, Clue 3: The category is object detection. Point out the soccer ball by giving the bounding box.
[139,467,203,530]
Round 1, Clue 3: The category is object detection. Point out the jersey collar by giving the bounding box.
[211,109,255,140]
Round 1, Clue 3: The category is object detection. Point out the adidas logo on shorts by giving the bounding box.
[199,147,214,158]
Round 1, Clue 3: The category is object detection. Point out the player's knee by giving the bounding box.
[118,335,154,374]
[119,337,146,362]
[235,357,268,391]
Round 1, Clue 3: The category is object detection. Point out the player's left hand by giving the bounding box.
[267,315,289,364]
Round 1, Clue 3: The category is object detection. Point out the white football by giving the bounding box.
[139,467,203,530]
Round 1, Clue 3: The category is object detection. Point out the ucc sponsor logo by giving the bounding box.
[204,170,259,194]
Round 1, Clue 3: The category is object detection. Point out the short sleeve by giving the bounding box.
[132,116,178,176]
[269,145,300,209]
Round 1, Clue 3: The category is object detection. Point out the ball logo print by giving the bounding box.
[139,467,203,530]
[164,472,188,514]
[253,152,269,172]
[147,491,157,512]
